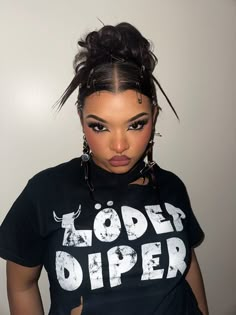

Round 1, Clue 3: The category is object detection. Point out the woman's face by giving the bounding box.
[81,90,155,174]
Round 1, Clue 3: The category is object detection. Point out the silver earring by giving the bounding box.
[81,135,90,162]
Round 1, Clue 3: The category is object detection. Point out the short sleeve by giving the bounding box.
[0,181,45,267]
[179,181,204,247]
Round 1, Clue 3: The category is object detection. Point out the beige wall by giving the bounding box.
[0,0,235,314]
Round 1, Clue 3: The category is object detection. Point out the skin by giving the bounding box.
[186,250,209,315]
[7,262,44,315]
[81,90,156,174]
[6,89,208,315]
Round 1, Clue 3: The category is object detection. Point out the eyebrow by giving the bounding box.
[127,112,149,122]
[85,114,107,123]
[85,112,150,123]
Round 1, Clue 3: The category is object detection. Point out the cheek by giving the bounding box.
[128,126,152,155]
[135,123,153,148]
[83,127,104,152]
[83,122,153,153]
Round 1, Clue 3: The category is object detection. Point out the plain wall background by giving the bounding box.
[0,0,235,314]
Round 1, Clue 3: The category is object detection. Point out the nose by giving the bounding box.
[109,131,129,154]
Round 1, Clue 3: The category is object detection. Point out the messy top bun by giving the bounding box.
[75,22,156,73]
[58,22,177,118]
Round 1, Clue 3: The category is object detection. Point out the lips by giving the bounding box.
[109,155,131,167]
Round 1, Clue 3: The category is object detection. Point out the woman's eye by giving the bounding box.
[128,119,148,131]
[88,123,107,132]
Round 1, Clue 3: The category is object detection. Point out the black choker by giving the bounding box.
[82,157,156,191]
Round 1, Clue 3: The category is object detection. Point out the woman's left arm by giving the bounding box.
[185,249,209,315]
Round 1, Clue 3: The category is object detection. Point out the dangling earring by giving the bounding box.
[81,135,90,162]
[147,138,155,166]
[147,129,162,164]
[140,137,156,179]
[81,135,94,193]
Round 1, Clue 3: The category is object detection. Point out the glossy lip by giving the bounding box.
[108,155,131,167]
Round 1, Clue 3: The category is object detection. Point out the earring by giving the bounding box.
[81,135,90,162]
[81,135,94,193]
[140,137,155,178]
[147,138,155,165]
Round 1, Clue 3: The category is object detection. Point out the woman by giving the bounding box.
[0,22,208,314]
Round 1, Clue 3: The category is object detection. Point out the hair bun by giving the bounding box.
[58,22,178,119]
[77,22,157,72]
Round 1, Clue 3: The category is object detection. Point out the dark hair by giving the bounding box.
[57,22,178,119]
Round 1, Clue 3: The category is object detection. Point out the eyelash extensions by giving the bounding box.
[87,122,108,132]
[128,119,148,130]
[87,119,149,133]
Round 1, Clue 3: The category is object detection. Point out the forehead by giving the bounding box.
[83,90,152,119]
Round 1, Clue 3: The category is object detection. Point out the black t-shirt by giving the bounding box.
[0,158,204,315]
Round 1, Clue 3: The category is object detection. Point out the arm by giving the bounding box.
[7,261,44,315]
[185,249,209,315]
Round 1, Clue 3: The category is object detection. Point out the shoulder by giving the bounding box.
[27,157,83,192]
[153,163,191,205]
[154,164,187,191]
